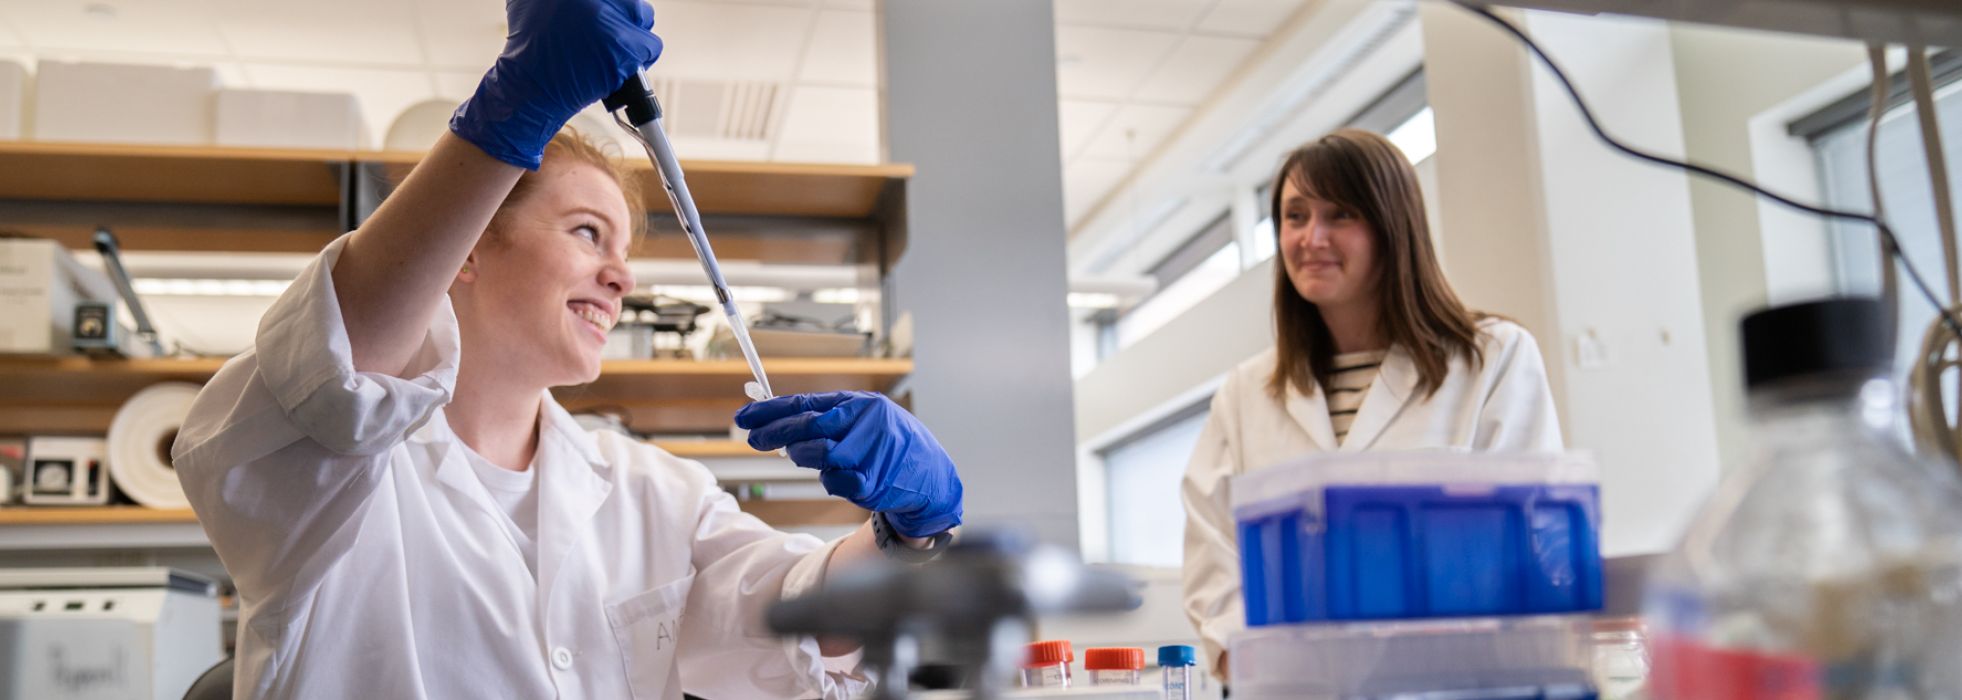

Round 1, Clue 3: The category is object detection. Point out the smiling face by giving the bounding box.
[1277,175,1379,311]
[451,155,636,389]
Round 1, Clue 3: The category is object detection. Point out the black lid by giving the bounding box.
[1741,297,1892,390]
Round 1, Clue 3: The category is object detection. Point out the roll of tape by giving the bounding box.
[107,382,199,509]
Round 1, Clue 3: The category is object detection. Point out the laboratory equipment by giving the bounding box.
[1232,452,1602,625]
[1481,0,1961,46]
[603,74,773,400]
[80,227,164,357]
[1645,298,1962,698]
[1159,645,1196,700]
[767,531,1139,700]
[1083,648,1143,686]
[0,567,224,700]
[1228,616,1595,700]
[0,237,115,355]
[23,435,109,506]
[1023,640,1073,689]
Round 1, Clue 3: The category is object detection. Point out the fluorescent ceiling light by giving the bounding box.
[132,278,291,297]
[1067,292,1125,309]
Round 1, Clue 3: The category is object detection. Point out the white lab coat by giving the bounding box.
[172,235,866,699]
[1179,319,1564,670]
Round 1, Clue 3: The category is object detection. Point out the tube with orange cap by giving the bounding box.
[1021,640,1074,688]
[1084,646,1146,686]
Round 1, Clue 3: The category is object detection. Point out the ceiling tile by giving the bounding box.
[1131,35,1259,105]
[1055,0,1210,31]
[1065,158,1135,227]
[433,72,482,102]
[0,16,23,47]
[418,21,503,72]
[242,63,434,149]
[797,10,876,87]
[648,1,814,82]
[1054,25,1180,101]
[773,85,878,164]
[823,0,875,9]
[220,6,424,65]
[1196,0,1305,36]
[1082,103,1190,160]
[1058,99,1117,161]
[3,0,232,57]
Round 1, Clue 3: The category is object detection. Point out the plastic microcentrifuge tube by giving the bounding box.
[744,381,769,402]
[1159,645,1196,699]
[1084,647,1144,685]
[1021,640,1073,688]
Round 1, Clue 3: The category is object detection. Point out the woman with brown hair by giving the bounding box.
[1179,129,1562,677]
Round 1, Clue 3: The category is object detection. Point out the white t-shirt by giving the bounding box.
[461,447,541,578]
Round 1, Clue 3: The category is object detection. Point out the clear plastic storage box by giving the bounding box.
[1232,452,1603,625]
[1228,615,1597,700]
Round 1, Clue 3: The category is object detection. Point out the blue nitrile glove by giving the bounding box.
[450,0,664,169]
[737,392,963,538]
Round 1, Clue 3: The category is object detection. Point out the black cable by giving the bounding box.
[1451,2,1962,337]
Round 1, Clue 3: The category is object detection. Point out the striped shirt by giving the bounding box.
[1328,350,1386,445]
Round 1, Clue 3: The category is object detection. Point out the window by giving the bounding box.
[1098,404,1210,567]
[1805,52,1962,376]
[1349,69,1435,163]
[1104,213,1243,353]
[1245,70,1436,267]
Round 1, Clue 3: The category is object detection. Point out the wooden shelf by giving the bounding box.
[0,140,911,220]
[0,141,351,207]
[654,440,767,459]
[0,507,198,525]
[364,150,910,219]
[0,356,911,435]
[0,500,865,534]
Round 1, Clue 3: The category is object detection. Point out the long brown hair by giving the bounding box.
[1267,129,1483,399]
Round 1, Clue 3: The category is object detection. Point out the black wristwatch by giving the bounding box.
[872,513,953,563]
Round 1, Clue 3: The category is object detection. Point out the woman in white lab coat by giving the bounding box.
[171,2,962,697]
[1180,129,1563,677]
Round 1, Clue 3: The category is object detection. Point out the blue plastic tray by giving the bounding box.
[1238,483,1602,626]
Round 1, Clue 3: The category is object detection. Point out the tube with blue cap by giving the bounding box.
[602,73,774,402]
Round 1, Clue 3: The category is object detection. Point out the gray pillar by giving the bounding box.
[882,0,1080,549]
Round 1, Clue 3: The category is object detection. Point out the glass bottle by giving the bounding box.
[1646,299,1962,699]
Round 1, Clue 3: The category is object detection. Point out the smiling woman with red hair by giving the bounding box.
[167,1,962,697]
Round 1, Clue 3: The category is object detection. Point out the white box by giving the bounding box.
[216,88,369,150]
[0,61,26,140]
[0,238,116,355]
[32,61,215,145]
[1228,616,1594,699]
[22,436,109,506]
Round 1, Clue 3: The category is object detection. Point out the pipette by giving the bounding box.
[604,74,774,401]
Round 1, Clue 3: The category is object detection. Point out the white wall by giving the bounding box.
[1075,259,1274,443]
[1668,26,1867,473]
[1072,2,1875,561]
[1423,6,1723,556]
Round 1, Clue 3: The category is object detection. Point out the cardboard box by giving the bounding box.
[0,238,116,355]
[33,61,215,145]
[216,88,369,150]
[0,60,25,140]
